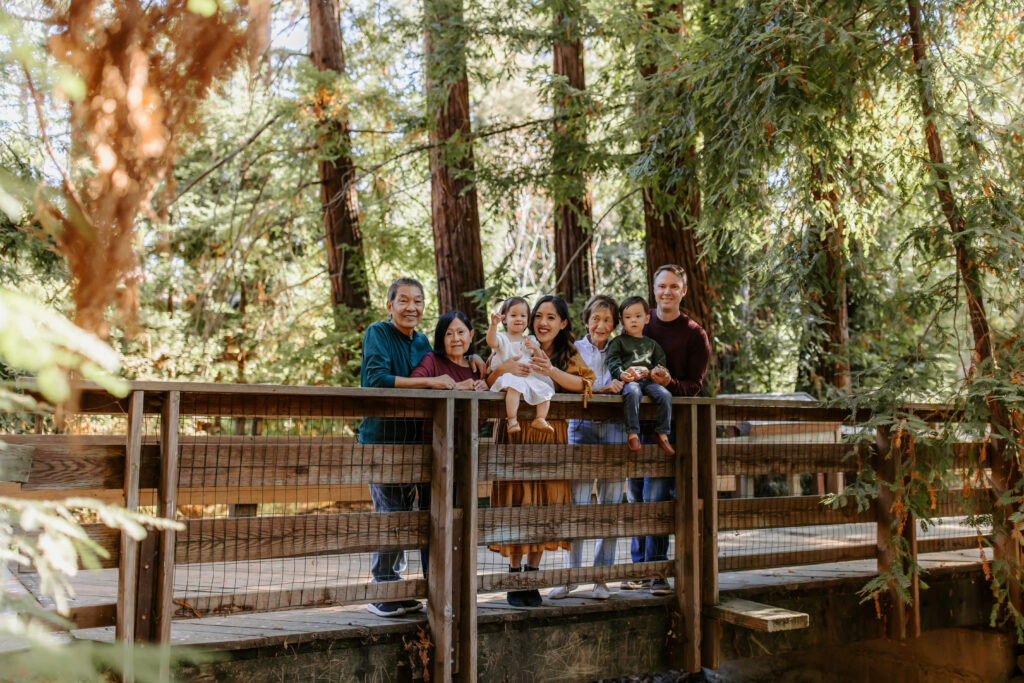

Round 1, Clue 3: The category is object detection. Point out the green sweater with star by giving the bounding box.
[605,334,668,381]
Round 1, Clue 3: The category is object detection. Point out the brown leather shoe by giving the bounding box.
[655,433,675,455]
[627,435,641,452]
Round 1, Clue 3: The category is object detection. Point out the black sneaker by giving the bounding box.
[649,578,672,595]
[400,599,423,613]
[507,590,530,606]
[367,601,406,617]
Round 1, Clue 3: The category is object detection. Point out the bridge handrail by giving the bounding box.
[0,380,988,678]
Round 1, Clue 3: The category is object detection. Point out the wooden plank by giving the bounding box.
[174,511,429,564]
[698,403,719,669]
[428,398,454,682]
[0,483,124,503]
[133,531,159,641]
[170,579,428,618]
[676,404,700,672]
[476,394,684,422]
[116,391,144,647]
[719,544,876,571]
[0,443,33,483]
[715,404,864,422]
[476,502,674,546]
[917,535,985,554]
[718,495,872,530]
[875,426,909,640]
[478,443,672,481]
[455,398,478,681]
[68,602,117,630]
[708,597,809,632]
[0,436,160,491]
[69,524,121,569]
[176,440,431,487]
[177,393,434,419]
[156,391,180,644]
[717,442,857,476]
[477,561,674,593]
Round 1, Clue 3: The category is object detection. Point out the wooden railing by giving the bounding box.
[0,382,994,680]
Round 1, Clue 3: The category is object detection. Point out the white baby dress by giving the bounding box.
[489,332,555,405]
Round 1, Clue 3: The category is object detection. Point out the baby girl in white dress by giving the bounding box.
[486,297,555,434]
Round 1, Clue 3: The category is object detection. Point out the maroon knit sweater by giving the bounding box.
[643,310,710,396]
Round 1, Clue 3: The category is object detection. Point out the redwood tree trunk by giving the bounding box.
[809,164,850,392]
[639,3,714,349]
[552,1,594,303]
[309,0,368,312]
[905,0,1017,603]
[424,0,485,323]
[642,178,713,344]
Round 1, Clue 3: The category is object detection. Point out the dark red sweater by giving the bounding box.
[643,311,710,396]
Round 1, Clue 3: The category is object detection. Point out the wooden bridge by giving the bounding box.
[0,382,1001,681]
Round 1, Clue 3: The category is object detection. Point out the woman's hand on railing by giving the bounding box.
[453,378,488,391]
[427,375,457,390]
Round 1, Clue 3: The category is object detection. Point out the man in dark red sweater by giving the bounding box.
[623,264,710,595]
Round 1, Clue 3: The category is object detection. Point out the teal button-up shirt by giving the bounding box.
[358,320,432,444]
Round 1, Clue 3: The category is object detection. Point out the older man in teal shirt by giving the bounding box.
[360,277,477,618]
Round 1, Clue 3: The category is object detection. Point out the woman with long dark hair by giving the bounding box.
[486,295,595,606]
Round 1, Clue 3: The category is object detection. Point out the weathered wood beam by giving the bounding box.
[709,597,809,633]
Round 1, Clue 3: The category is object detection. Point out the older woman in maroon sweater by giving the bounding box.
[410,310,488,390]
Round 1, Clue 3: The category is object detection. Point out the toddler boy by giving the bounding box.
[605,297,675,455]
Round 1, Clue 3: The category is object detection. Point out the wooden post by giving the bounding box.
[156,391,180,644]
[429,397,455,681]
[874,425,920,639]
[455,397,478,681]
[673,403,700,672]
[117,390,144,681]
[698,403,720,668]
[991,435,1023,615]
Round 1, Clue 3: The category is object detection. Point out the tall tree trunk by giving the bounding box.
[905,0,992,372]
[639,3,714,353]
[807,163,850,393]
[552,0,594,303]
[309,0,368,312]
[905,0,1017,603]
[424,0,485,324]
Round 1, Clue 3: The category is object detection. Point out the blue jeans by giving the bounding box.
[369,483,429,582]
[627,475,674,564]
[567,418,627,569]
[621,379,672,436]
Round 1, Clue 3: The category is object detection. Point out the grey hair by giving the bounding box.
[387,277,425,303]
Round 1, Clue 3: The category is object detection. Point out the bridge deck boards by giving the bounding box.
[3,547,980,653]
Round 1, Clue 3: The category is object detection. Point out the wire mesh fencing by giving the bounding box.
[715,400,872,571]
[170,389,436,617]
[472,393,681,597]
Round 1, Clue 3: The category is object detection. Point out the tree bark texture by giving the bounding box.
[639,3,714,350]
[309,0,368,311]
[552,2,594,304]
[424,0,485,323]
